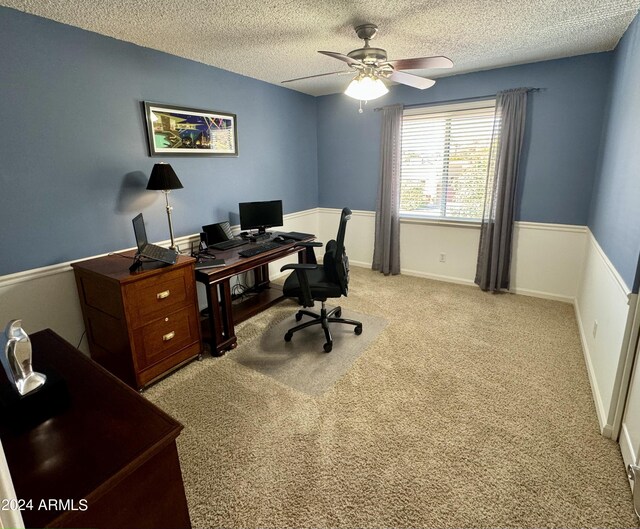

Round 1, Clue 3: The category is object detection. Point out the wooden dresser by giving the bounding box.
[72,253,202,390]
[0,329,191,528]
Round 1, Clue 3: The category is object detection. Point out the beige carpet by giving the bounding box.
[145,268,639,529]
[230,307,387,396]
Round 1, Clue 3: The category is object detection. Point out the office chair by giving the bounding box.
[280,207,362,353]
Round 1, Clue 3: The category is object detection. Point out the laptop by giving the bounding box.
[282,231,314,241]
[202,221,247,251]
[132,213,178,265]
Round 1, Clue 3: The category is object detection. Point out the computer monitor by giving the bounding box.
[239,200,283,234]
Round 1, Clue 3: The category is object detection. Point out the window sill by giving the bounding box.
[399,216,482,229]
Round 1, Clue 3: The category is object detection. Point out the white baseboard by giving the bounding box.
[350,260,476,287]
[510,287,575,303]
[397,268,476,286]
[620,423,637,471]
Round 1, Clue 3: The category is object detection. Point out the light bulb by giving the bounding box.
[344,75,389,101]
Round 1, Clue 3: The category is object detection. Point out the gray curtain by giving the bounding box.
[475,88,529,292]
[372,104,403,275]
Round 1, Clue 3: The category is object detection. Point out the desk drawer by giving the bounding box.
[126,267,192,326]
[132,306,200,371]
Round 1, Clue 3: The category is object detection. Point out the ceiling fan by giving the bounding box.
[283,23,453,101]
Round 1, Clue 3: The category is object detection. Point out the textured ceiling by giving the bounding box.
[2,0,639,96]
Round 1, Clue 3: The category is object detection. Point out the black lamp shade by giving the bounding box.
[147,163,183,191]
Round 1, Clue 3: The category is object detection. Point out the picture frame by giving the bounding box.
[143,102,237,156]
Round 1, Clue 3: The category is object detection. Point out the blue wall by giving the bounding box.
[316,53,612,225]
[1,5,636,287]
[589,14,640,291]
[0,7,318,275]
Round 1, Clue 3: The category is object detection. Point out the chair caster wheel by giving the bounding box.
[323,342,333,353]
[354,325,363,335]
[334,309,342,318]
[284,332,293,342]
[295,312,303,322]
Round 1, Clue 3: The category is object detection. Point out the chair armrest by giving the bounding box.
[294,241,323,248]
[280,263,317,307]
[280,263,317,272]
[293,241,322,265]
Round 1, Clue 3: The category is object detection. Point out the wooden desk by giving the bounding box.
[0,329,191,529]
[196,237,314,355]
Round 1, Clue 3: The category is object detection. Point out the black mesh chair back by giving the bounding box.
[322,207,352,297]
[280,207,362,353]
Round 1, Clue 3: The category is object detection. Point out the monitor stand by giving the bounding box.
[249,232,271,242]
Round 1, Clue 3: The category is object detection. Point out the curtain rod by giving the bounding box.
[373,87,543,112]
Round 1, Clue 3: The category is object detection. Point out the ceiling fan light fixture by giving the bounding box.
[344,74,388,101]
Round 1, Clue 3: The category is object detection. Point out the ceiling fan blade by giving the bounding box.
[318,50,362,67]
[388,70,436,90]
[388,56,453,71]
[282,70,352,84]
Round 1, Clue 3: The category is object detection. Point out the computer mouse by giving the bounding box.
[274,235,286,242]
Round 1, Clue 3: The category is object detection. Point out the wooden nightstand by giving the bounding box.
[72,253,202,390]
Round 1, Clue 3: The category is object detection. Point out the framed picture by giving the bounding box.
[143,102,237,156]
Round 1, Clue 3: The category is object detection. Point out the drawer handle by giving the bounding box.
[156,290,170,300]
[162,331,176,342]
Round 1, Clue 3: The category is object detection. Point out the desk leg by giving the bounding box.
[254,264,270,289]
[204,279,237,356]
[220,280,237,351]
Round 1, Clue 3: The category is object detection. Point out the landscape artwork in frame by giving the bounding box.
[144,102,237,156]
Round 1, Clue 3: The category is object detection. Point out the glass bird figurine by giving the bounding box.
[0,320,46,396]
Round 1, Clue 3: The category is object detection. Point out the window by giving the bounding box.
[400,100,498,222]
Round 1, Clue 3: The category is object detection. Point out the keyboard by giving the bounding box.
[210,239,248,250]
[238,242,281,258]
[141,244,177,264]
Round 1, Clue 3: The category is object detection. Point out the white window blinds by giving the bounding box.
[400,100,498,221]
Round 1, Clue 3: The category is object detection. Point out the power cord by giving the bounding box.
[108,252,136,260]
[190,242,217,262]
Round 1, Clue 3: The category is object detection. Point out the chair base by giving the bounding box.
[284,301,362,352]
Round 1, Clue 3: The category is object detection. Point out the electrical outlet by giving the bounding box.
[592,320,598,338]
[439,253,446,263]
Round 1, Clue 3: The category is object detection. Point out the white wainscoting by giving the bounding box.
[510,222,588,302]
[3,208,633,440]
[318,208,588,302]
[575,230,636,436]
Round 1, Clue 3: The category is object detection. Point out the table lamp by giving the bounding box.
[147,162,183,250]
